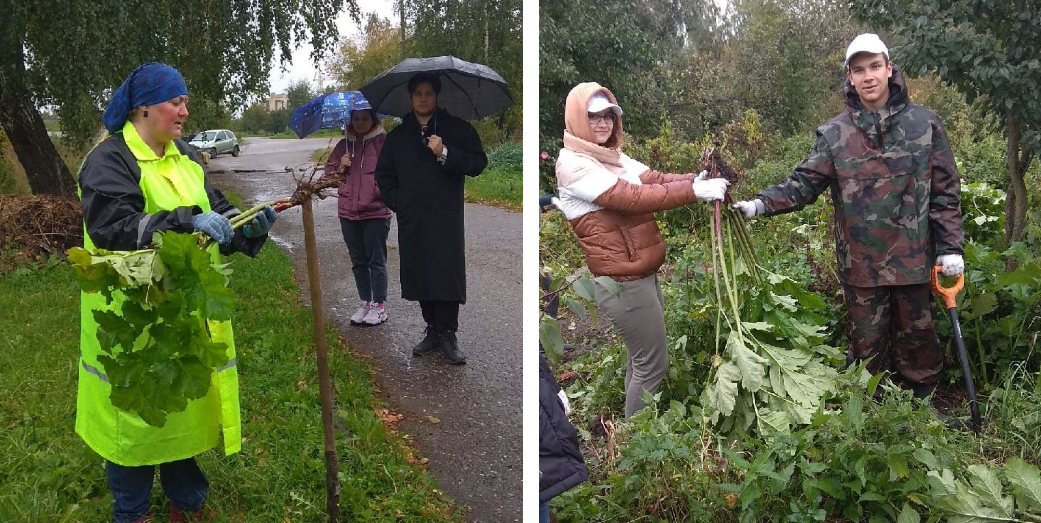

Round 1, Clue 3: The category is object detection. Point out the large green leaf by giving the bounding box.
[594,276,621,298]
[897,504,921,523]
[929,468,1015,523]
[966,464,1014,516]
[539,316,566,364]
[708,361,741,419]
[93,310,138,354]
[961,292,998,321]
[727,331,768,392]
[1006,458,1041,512]
[563,298,587,321]
[73,232,241,427]
[572,276,596,302]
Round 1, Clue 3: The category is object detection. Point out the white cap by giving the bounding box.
[844,33,889,68]
[587,92,623,115]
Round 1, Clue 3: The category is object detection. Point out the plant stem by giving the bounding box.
[975,317,989,389]
[717,217,742,334]
[229,200,278,229]
[709,208,726,357]
[731,209,761,285]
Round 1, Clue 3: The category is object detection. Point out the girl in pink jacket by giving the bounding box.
[326,106,392,325]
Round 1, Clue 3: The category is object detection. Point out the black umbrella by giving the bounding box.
[359,55,514,120]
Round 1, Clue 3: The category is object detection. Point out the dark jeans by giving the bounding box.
[107,458,208,523]
[339,217,391,303]
[419,300,460,332]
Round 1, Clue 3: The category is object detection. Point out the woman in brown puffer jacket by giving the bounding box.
[554,82,729,417]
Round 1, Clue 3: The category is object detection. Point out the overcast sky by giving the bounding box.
[267,1,396,94]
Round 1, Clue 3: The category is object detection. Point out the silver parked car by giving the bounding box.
[189,129,240,158]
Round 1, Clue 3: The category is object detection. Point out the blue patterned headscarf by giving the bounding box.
[102,63,188,134]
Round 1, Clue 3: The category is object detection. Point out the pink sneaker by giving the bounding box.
[362,303,388,325]
[350,301,370,324]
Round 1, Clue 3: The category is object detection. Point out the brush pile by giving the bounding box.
[0,195,82,266]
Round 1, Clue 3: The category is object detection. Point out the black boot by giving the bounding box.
[412,324,440,356]
[911,383,934,403]
[439,329,466,365]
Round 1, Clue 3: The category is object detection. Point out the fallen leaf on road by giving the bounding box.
[375,408,405,431]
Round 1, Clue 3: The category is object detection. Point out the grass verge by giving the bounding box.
[464,165,521,211]
[271,129,343,140]
[0,242,463,521]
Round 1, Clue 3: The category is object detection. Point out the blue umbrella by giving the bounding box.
[287,91,371,139]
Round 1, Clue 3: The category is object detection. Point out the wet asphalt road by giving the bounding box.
[208,137,522,523]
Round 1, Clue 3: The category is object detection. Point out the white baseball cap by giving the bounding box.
[844,33,889,69]
[587,92,623,115]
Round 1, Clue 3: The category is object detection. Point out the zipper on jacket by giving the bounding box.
[872,112,885,152]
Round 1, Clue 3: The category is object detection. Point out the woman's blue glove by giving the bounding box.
[191,211,234,245]
[243,206,277,238]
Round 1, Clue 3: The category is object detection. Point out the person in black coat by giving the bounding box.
[540,354,589,522]
[375,72,488,365]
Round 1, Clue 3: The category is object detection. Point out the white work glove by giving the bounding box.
[557,389,571,417]
[937,254,964,276]
[693,170,708,181]
[691,177,729,202]
[733,199,764,219]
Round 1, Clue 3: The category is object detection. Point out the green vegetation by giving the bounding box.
[67,233,239,428]
[464,142,522,210]
[313,146,335,164]
[541,131,1041,518]
[271,128,343,140]
[326,2,522,145]
[1,232,462,522]
[540,1,1041,515]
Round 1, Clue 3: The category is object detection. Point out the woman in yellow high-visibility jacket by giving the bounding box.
[77,62,276,523]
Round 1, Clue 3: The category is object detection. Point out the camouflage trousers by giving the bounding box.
[842,283,942,385]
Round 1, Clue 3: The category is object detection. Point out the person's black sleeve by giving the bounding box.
[443,120,488,178]
[375,135,399,211]
[79,145,197,251]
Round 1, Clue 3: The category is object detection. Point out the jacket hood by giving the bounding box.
[564,82,623,149]
[844,64,909,112]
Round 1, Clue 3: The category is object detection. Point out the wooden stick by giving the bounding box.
[300,199,340,522]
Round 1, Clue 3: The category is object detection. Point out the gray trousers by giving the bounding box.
[595,273,668,417]
[339,217,391,303]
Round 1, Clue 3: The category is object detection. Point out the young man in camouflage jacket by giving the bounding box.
[733,34,965,399]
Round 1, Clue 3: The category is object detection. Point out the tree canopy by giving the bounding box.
[326,0,523,144]
[538,0,858,185]
[0,0,359,196]
[326,14,404,93]
[851,0,1041,247]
